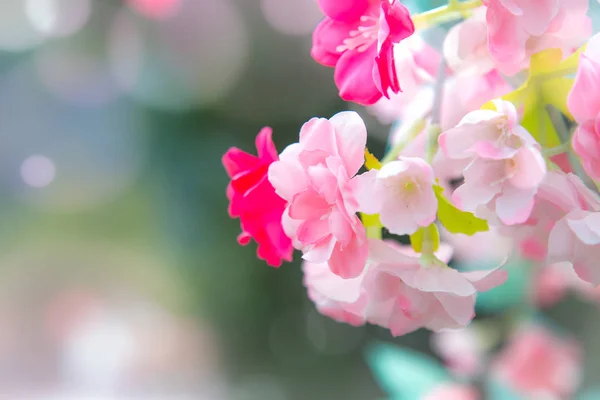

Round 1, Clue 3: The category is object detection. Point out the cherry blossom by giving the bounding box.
[568,33,600,181]
[512,173,590,261]
[355,157,437,235]
[311,0,415,105]
[222,127,293,267]
[431,327,484,378]
[483,0,591,75]
[302,258,367,327]
[368,34,440,123]
[444,7,495,77]
[439,99,546,225]
[492,325,582,398]
[365,240,507,336]
[268,111,368,278]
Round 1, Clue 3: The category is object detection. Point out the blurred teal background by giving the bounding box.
[3,0,600,399]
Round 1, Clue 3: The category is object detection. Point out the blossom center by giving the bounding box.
[336,15,380,53]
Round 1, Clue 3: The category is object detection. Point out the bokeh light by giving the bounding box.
[109,0,248,112]
[0,61,146,211]
[127,0,181,21]
[26,0,91,38]
[20,155,56,188]
[261,0,323,37]
[0,2,45,51]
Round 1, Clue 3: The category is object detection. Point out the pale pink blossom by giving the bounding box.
[222,127,293,267]
[439,227,512,266]
[568,33,600,181]
[483,0,591,75]
[355,157,437,235]
[268,111,368,278]
[492,326,582,398]
[311,0,415,105]
[531,262,581,308]
[439,99,546,225]
[430,327,484,378]
[364,240,507,336]
[422,384,480,400]
[510,172,600,264]
[444,7,495,77]
[368,35,440,123]
[302,259,367,327]
[548,210,600,286]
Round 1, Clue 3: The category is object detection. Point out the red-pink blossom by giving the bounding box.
[312,0,415,105]
[222,127,293,267]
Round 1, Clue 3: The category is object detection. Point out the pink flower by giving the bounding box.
[548,209,600,286]
[492,326,582,398]
[440,227,512,266]
[302,259,367,327]
[311,0,415,105]
[355,157,437,235]
[365,240,507,336]
[509,172,600,265]
[444,7,495,77]
[268,111,368,278]
[222,127,293,267]
[368,34,440,123]
[531,262,578,308]
[568,33,600,181]
[483,0,591,75]
[431,327,484,378]
[422,384,480,400]
[439,100,546,225]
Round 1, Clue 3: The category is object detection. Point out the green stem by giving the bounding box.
[413,0,482,30]
[543,142,570,158]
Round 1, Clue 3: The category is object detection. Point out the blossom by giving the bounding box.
[368,34,440,123]
[430,327,484,378]
[268,111,368,278]
[222,127,293,267]
[568,33,600,181]
[491,326,582,398]
[508,172,600,271]
[444,7,495,77]
[483,0,591,75]
[422,384,480,400]
[548,210,600,286]
[302,259,367,327]
[355,157,437,235]
[311,0,415,105]
[439,99,546,225]
[365,240,507,336]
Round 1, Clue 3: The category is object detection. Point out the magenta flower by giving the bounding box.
[222,127,293,267]
[311,0,415,105]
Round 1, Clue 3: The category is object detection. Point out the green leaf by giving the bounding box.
[410,224,439,253]
[361,213,382,239]
[365,148,382,170]
[366,343,450,399]
[434,185,489,236]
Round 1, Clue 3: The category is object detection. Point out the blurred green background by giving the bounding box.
[3,0,600,399]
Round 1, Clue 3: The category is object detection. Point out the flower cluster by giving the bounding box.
[222,0,600,341]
